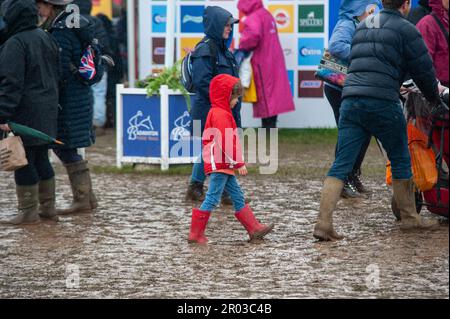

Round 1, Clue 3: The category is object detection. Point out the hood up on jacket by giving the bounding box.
[237,0,263,16]
[429,0,449,28]
[203,6,238,48]
[2,0,37,39]
[338,0,382,20]
[209,74,240,116]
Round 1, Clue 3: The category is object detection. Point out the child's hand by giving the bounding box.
[238,165,248,176]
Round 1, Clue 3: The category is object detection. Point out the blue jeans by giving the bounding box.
[191,155,206,184]
[200,173,246,212]
[324,85,371,177]
[92,72,108,127]
[328,97,411,181]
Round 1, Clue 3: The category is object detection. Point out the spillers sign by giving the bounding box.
[298,5,324,33]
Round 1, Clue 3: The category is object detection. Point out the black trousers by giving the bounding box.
[262,116,278,129]
[14,145,55,186]
[324,85,371,177]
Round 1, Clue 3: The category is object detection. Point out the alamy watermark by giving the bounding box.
[65,264,80,289]
[169,120,279,175]
[365,263,380,290]
[364,4,381,29]
[64,4,80,29]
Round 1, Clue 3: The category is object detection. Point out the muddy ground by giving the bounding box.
[0,129,448,299]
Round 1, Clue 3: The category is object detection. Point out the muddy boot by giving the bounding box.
[38,178,59,222]
[56,160,93,215]
[88,175,98,210]
[221,191,233,206]
[90,190,98,210]
[235,204,274,241]
[188,208,210,244]
[351,170,370,194]
[221,192,251,206]
[391,195,401,221]
[392,179,439,230]
[185,182,205,202]
[341,179,360,198]
[313,177,345,241]
[0,184,40,225]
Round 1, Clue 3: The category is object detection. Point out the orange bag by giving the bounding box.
[386,160,392,186]
[408,121,437,191]
[385,121,437,191]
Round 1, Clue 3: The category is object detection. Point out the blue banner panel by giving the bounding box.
[168,95,195,158]
[122,94,161,158]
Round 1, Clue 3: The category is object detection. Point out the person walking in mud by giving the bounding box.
[237,0,295,130]
[324,0,382,199]
[0,0,60,224]
[313,0,443,242]
[188,74,273,244]
[37,0,98,216]
[186,6,241,205]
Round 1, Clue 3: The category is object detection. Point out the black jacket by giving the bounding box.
[407,0,431,25]
[190,6,240,135]
[343,9,440,104]
[0,0,59,146]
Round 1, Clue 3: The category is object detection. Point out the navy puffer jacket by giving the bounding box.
[49,11,95,149]
[190,6,240,136]
[343,9,440,104]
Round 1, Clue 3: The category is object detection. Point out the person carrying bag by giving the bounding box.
[0,133,28,171]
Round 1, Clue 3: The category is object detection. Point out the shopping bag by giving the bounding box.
[239,52,253,89]
[243,73,257,103]
[315,49,348,88]
[0,134,28,171]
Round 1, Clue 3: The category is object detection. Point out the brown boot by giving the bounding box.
[39,178,59,221]
[185,182,205,202]
[56,160,93,215]
[88,173,98,210]
[392,179,439,230]
[313,177,345,241]
[0,184,40,225]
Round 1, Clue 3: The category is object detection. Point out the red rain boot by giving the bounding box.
[235,205,274,241]
[188,208,211,244]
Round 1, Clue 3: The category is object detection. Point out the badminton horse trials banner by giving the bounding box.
[138,0,337,128]
[116,85,197,169]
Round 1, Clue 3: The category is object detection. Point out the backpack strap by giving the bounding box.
[431,12,449,46]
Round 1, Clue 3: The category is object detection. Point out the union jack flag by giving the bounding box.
[79,45,97,81]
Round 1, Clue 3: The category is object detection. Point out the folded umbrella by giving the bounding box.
[8,122,64,145]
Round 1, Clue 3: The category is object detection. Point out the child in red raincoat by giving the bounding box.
[188,74,274,244]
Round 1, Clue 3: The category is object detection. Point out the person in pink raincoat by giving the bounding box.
[237,0,295,129]
[416,0,449,87]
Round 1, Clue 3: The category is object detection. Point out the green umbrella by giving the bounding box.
[8,122,64,145]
